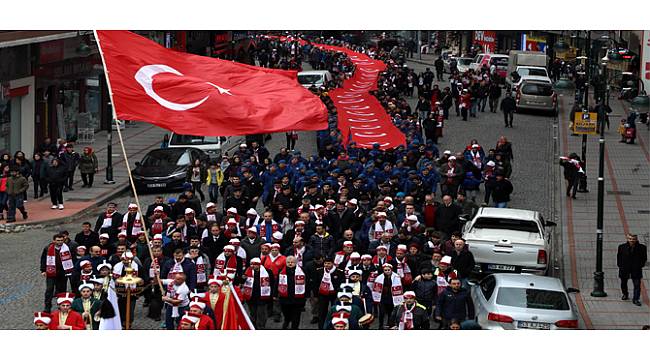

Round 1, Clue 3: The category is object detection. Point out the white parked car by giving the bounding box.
[168,133,225,159]
[470,273,580,330]
[506,66,550,91]
[461,208,556,275]
[297,70,333,89]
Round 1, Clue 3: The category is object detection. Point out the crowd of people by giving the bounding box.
[0,141,98,222]
[31,36,524,331]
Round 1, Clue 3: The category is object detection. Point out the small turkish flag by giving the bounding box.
[95,31,328,136]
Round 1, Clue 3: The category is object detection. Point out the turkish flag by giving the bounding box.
[214,284,254,330]
[95,31,328,136]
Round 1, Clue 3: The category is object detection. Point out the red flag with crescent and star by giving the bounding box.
[95,31,328,136]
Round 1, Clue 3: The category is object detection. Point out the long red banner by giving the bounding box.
[274,36,406,150]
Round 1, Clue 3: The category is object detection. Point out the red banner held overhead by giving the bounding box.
[274,36,406,150]
[95,31,328,136]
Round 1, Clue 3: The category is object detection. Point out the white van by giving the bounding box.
[297,70,333,89]
[168,133,225,159]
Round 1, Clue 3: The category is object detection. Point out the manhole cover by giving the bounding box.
[638,210,650,214]
[642,185,650,188]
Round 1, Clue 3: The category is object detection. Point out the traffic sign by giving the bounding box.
[573,111,598,135]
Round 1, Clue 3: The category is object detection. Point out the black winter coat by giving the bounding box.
[435,287,475,321]
[617,242,647,279]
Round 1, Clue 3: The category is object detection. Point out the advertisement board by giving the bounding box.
[473,31,496,53]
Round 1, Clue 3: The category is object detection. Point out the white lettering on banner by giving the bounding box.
[350,125,382,130]
[345,111,376,116]
[339,99,364,104]
[354,132,388,138]
[348,119,379,122]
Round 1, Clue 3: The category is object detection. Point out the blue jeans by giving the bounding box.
[208,183,219,203]
[7,193,25,221]
[0,192,7,214]
[495,202,508,208]
[165,304,188,330]
[470,100,478,116]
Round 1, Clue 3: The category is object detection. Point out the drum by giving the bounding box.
[358,313,374,327]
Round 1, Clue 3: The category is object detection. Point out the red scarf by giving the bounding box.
[371,272,403,305]
[319,267,336,296]
[258,220,280,239]
[46,243,74,278]
[278,265,306,298]
[151,216,164,235]
[396,257,413,286]
[242,266,271,301]
[214,253,238,278]
[399,303,415,330]
[372,254,392,267]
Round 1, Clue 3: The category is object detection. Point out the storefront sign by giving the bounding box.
[473,31,496,53]
[573,112,597,135]
[642,30,650,96]
[521,34,547,52]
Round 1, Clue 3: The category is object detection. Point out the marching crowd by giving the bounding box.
[32,37,522,331]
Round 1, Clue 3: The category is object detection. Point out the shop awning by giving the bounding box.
[0,31,82,49]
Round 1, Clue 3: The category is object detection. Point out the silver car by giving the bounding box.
[470,274,580,330]
[516,80,558,115]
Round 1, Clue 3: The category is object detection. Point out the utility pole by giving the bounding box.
[104,101,115,184]
[591,56,607,297]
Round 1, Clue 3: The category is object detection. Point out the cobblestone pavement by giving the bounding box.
[1,60,558,330]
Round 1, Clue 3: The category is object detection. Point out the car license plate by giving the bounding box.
[518,321,550,330]
[147,183,166,188]
[487,264,516,271]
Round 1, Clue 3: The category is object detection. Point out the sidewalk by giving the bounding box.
[1,122,167,228]
[557,92,650,329]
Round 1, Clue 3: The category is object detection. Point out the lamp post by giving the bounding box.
[591,34,624,297]
[577,31,591,193]
[591,55,608,298]
[104,101,115,184]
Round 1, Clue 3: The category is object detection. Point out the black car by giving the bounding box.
[131,147,208,192]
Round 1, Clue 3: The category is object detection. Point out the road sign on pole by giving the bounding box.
[573,111,598,135]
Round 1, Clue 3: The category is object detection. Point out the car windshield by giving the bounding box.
[521,83,554,96]
[496,287,570,310]
[170,134,220,145]
[517,68,547,77]
[298,75,323,84]
[458,58,473,65]
[140,149,189,167]
[492,58,508,66]
[472,217,540,233]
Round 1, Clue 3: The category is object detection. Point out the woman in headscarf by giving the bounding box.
[79,147,99,188]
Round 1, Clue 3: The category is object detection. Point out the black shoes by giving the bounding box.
[621,295,629,300]
[633,300,642,306]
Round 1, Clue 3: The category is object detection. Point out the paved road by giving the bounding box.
[0,60,558,330]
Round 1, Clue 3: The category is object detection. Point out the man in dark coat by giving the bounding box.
[449,238,476,284]
[313,257,345,329]
[617,234,647,306]
[161,248,197,291]
[500,92,517,128]
[435,278,475,328]
[435,195,462,239]
[94,202,123,241]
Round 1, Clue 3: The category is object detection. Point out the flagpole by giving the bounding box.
[93,30,164,294]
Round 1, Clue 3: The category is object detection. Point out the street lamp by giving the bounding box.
[576,31,591,193]
[104,101,115,184]
[591,53,609,298]
[591,33,626,298]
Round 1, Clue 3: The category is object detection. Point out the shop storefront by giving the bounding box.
[0,44,34,156]
[33,36,105,145]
